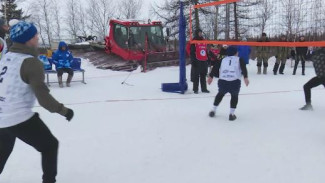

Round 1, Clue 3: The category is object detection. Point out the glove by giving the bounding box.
[65,108,74,122]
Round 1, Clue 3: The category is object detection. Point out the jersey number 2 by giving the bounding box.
[0,66,8,83]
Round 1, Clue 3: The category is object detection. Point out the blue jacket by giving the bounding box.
[52,42,73,69]
[238,45,251,64]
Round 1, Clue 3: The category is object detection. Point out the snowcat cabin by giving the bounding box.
[106,19,166,61]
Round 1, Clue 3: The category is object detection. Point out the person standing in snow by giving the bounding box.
[256,33,270,74]
[0,21,74,183]
[237,37,251,65]
[52,41,74,87]
[300,47,325,110]
[207,46,249,121]
[293,36,308,75]
[190,29,209,94]
[273,35,289,75]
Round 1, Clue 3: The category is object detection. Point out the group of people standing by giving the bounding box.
[189,29,325,120]
[256,33,310,75]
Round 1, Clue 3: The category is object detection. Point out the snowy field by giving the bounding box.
[1,58,325,183]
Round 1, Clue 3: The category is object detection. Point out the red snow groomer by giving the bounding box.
[105,19,179,71]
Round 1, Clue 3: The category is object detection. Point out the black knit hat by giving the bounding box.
[227,46,238,56]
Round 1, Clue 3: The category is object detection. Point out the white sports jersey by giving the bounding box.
[219,56,242,81]
[0,52,35,128]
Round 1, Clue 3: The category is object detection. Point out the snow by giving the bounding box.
[74,42,90,45]
[1,57,325,183]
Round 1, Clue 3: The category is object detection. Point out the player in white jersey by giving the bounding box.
[0,21,73,183]
[207,46,249,121]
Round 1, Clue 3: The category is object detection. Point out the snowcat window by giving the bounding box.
[114,24,128,48]
[129,26,165,50]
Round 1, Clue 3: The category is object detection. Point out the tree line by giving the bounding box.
[1,0,143,48]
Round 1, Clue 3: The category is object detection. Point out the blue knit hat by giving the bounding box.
[10,21,37,43]
[227,46,238,56]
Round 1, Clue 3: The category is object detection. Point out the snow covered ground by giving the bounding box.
[1,58,325,183]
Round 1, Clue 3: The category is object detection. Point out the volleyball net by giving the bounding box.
[189,0,325,47]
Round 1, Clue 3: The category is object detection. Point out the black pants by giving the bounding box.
[303,76,325,104]
[0,113,58,183]
[214,93,239,108]
[293,54,306,74]
[191,61,208,92]
[214,80,241,108]
[57,68,74,77]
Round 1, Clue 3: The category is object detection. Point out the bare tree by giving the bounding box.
[28,13,46,46]
[118,0,143,19]
[66,0,80,40]
[52,0,61,40]
[258,0,274,34]
[29,0,53,47]
[152,0,212,37]
[78,4,88,37]
[88,0,115,41]
[281,0,306,39]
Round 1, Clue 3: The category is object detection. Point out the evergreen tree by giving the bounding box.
[0,0,30,24]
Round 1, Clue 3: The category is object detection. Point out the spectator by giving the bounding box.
[256,33,270,74]
[293,36,308,75]
[238,37,251,65]
[190,29,209,94]
[52,41,74,87]
[273,35,289,75]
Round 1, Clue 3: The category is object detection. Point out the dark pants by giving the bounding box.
[0,113,58,183]
[214,79,241,108]
[191,61,208,92]
[293,54,306,74]
[303,76,325,104]
[57,68,74,77]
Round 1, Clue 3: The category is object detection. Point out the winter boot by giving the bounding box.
[66,75,73,87]
[257,67,261,74]
[58,76,63,88]
[263,67,267,75]
[300,103,313,111]
[209,111,215,117]
[279,63,285,74]
[273,63,279,75]
[229,114,237,121]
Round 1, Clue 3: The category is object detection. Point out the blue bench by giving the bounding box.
[40,56,86,86]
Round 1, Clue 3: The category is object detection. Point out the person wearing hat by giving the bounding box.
[52,41,74,87]
[207,46,249,121]
[0,21,74,183]
[190,29,209,94]
[256,33,270,74]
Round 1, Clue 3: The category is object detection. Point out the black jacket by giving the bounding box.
[312,48,325,78]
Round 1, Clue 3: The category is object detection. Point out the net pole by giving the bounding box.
[189,6,193,41]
